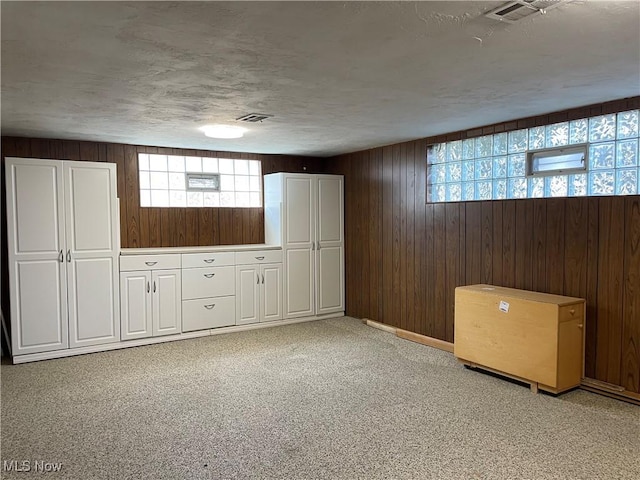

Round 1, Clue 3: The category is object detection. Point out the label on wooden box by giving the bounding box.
[498,300,510,313]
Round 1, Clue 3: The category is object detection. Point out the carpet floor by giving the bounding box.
[1,317,639,479]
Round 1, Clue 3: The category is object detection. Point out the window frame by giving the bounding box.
[526,144,588,177]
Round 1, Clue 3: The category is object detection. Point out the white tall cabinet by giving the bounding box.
[264,173,344,319]
[5,157,120,356]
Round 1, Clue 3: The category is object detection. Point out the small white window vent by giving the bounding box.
[236,113,273,123]
[485,0,571,23]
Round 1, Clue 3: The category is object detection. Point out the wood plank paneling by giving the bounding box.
[465,202,482,285]
[382,147,393,327]
[585,198,600,379]
[424,204,435,338]
[546,198,565,295]
[596,197,625,386]
[492,202,503,287]
[502,200,516,287]
[481,201,493,284]
[532,199,547,292]
[622,197,640,393]
[433,204,446,340]
[444,203,460,343]
[392,144,401,328]
[563,198,588,299]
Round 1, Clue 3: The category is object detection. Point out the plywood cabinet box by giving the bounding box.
[454,284,585,394]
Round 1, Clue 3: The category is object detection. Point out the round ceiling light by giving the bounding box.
[199,124,247,139]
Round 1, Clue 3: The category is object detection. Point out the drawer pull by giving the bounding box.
[255,256,265,260]
[203,259,215,264]
[569,309,576,315]
[577,324,584,329]
[204,304,216,310]
[204,273,215,278]
[145,261,157,266]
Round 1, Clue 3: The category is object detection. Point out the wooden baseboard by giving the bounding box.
[362,318,454,354]
[362,318,397,334]
[396,328,454,353]
[580,378,640,406]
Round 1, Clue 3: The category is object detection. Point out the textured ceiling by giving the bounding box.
[2,1,639,157]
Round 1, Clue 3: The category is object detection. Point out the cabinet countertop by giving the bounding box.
[120,244,281,256]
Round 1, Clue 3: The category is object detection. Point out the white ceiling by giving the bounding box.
[2,1,639,157]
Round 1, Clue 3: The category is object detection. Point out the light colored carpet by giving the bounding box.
[1,316,639,479]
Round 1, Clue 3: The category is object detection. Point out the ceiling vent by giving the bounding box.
[236,113,273,123]
[484,0,571,23]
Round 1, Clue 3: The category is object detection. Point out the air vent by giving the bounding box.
[485,0,571,23]
[236,113,273,123]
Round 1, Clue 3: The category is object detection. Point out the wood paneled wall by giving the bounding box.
[325,97,640,396]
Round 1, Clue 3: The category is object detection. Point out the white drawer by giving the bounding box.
[235,250,283,265]
[120,254,181,271]
[182,252,235,268]
[182,296,235,332]
[182,266,235,300]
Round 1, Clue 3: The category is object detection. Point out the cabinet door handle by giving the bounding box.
[204,273,215,278]
[204,304,215,310]
[153,281,156,293]
[203,259,215,264]
[317,242,321,251]
[261,274,264,284]
[145,261,157,266]
[66,249,71,262]
[312,241,315,251]
[255,256,265,260]
[147,281,150,293]
[256,273,260,284]
[58,250,64,263]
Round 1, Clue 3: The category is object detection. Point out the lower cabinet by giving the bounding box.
[120,269,182,340]
[236,263,283,325]
[120,254,182,341]
[181,255,236,332]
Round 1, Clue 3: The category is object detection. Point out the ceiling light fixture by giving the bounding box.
[199,124,247,139]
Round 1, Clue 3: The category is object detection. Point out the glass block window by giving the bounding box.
[139,154,262,208]
[427,109,640,202]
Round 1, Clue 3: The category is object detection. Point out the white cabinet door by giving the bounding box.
[284,247,314,318]
[283,175,314,248]
[152,269,182,336]
[5,159,68,355]
[236,265,260,325]
[316,175,344,245]
[65,162,120,347]
[120,271,152,340]
[315,175,345,315]
[261,264,283,322]
[316,245,345,314]
[12,260,68,354]
[68,257,119,347]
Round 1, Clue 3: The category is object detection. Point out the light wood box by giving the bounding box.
[454,284,585,394]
